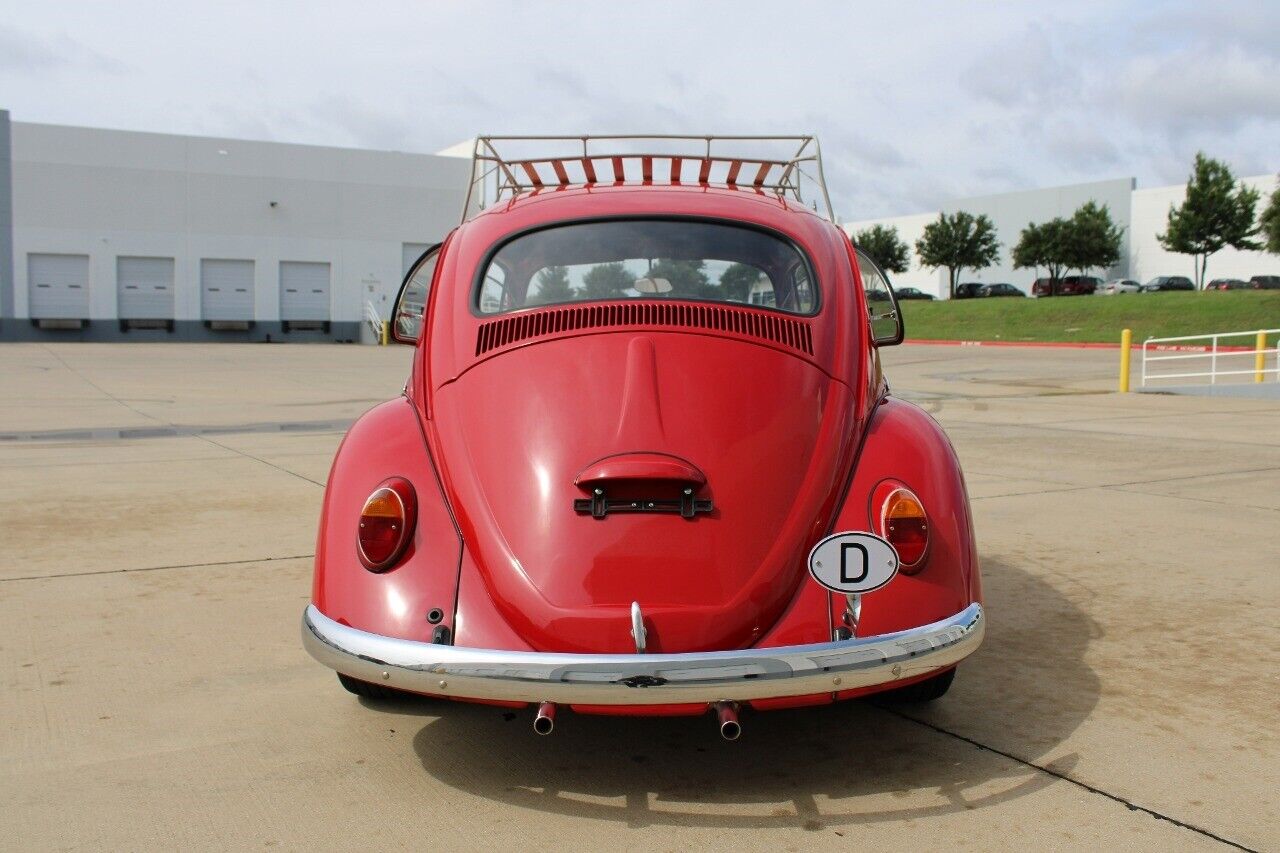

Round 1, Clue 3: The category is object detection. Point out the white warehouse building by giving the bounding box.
[1,110,1275,341]
[0,109,471,342]
[844,175,1278,298]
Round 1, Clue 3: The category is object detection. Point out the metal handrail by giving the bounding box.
[1143,329,1267,344]
[363,300,384,340]
[460,135,835,224]
[1141,328,1279,386]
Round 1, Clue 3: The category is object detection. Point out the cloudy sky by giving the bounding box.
[2,0,1277,218]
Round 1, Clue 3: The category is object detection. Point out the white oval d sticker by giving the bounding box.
[808,532,899,594]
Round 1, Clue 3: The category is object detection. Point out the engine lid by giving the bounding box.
[432,330,859,653]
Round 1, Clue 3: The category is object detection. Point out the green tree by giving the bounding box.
[852,224,910,274]
[718,262,762,302]
[1260,176,1280,255]
[647,259,710,298]
[527,265,575,305]
[914,211,1000,299]
[582,262,635,299]
[1063,201,1123,276]
[1158,152,1261,289]
[1013,220,1052,285]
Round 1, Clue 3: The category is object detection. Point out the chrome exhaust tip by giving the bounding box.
[715,701,741,741]
[533,701,556,735]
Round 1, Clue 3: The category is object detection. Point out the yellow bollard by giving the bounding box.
[380,322,389,347]
[1257,331,1268,383]
[1119,328,1132,393]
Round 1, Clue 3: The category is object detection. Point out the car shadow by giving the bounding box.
[362,557,1101,830]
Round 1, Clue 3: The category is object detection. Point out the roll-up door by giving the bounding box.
[117,257,175,324]
[29,253,89,321]
[201,259,254,322]
[280,261,330,326]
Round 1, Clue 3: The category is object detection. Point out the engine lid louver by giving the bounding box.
[475,302,813,357]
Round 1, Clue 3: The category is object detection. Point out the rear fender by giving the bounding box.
[832,397,980,636]
[313,398,462,642]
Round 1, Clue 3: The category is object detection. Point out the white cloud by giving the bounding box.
[0,24,126,74]
[1113,47,1280,130]
[0,1,1276,217]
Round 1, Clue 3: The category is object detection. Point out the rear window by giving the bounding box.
[476,219,817,315]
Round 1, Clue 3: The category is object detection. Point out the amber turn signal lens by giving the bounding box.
[875,482,929,572]
[358,478,416,572]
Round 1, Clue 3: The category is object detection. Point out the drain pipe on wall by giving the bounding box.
[0,109,14,326]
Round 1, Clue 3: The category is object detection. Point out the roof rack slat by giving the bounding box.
[551,159,570,185]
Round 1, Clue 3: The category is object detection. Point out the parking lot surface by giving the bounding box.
[1,343,1276,851]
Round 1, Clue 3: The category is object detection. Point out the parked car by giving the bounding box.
[1141,276,1194,292]
[954,282,985,299]
[1205,278,1249,291]
[1031,275,1101,296]
[1250,275,1280,290]
[1099,279,1140,295]
[978,283,1024,297]
[894,286,935,300]
[301,135,985,737]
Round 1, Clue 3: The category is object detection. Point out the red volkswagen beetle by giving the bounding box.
[303,137,983,739]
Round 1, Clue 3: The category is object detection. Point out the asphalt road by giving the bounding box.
[1,342,1276,851]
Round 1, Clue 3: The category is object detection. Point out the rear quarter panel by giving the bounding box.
[833,396,981,635]
[313,398,462,643]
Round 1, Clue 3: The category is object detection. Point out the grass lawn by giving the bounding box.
[900,291,1280,345]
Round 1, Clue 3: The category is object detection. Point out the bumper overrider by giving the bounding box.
[302,603,984,705]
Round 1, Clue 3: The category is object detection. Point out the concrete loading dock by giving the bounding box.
[0,344,1275,850]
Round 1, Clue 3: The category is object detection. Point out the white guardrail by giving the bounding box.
[363,300,386,344]
[1141,328,1280,387]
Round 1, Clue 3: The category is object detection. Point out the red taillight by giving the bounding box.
[357,477,416,572]
[872,481,929,572]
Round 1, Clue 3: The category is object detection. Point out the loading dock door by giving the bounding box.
[201,259,254,321]
[280,262,331,322]
[28,254,90,319]
[117,257,175,320]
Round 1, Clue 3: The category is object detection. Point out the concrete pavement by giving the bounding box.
[1,342,1275,851]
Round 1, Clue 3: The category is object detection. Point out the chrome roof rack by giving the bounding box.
[461,135,834,224]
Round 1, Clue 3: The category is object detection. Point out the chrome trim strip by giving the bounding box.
[302,602,983,705]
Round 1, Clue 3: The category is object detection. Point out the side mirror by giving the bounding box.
[854,248,904,347]
[391,244,441,345]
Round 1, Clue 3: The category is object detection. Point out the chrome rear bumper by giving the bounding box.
[302,602,983,705]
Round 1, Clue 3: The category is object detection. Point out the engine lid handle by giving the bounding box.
[574,452,706,487]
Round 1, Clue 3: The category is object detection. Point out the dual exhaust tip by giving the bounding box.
[533,701,741,740]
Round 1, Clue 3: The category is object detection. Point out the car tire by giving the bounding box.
[337,673,419,701]
[877,667,956,703]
